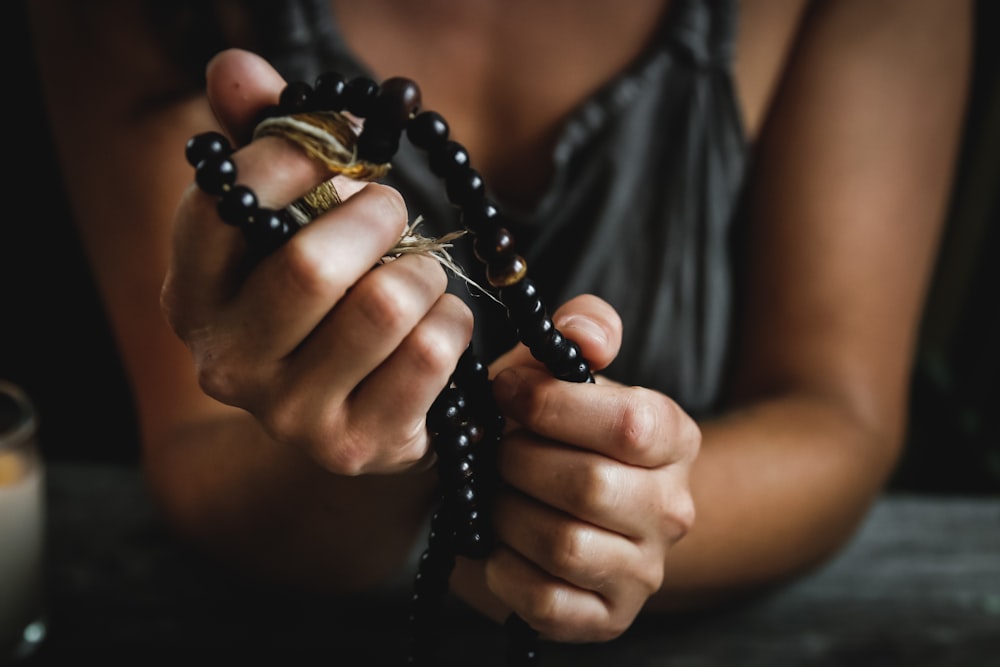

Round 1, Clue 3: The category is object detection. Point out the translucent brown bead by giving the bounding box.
[487,254,527,287]
[377,77,422,126]
[473,227,516,264]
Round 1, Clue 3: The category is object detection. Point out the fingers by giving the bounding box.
[234,182,410,361]
[493,365,699,468]
[490,294,623,377]
[485,546,631,644]
[479,361,700,642]
[551,295,623,372]
[496,432,694,541]
[205,48,286,145]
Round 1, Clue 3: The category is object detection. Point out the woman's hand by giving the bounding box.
[485,296,701,642]
[161,49,474,475]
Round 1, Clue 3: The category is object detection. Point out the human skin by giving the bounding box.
[28,0,971,643]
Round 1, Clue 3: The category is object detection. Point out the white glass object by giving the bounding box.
[0,380,46,661]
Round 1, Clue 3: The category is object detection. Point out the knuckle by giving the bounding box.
[611,389,661,457]
[567,461,617,514]
[667,492,697,543]
[354,272,413,331]
[383,424,431,470]
[403,324,462,380]
[194,354,242,405]
[591,615,631,644]
[520,586,564,637]
[279,234,344,299]
[522,381,559,431]
[549,525,595,576]
[638,555,666,596]
[368,183,408,230]
[316,428,371,476]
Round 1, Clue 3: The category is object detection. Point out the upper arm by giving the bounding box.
[729,0,973,448]
[28,0,236,446]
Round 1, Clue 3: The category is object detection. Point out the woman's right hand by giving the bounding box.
[160,49,474,475]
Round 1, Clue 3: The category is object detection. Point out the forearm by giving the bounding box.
[143,411,438,592]
[651,390,902,610]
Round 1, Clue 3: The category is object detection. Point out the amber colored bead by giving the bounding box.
[486,254,527,288]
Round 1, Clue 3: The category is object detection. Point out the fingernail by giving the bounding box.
[491,368,523,406]
[556,315,606,347]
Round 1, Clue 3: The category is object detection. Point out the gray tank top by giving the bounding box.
[260,0,747,417]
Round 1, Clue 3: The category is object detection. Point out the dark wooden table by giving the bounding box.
[18,462,1000,666]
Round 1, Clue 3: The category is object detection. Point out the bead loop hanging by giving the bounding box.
[184,68,594,666]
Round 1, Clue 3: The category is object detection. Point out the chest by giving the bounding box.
[328,0,804,205]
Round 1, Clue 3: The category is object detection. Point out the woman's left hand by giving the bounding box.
[485,295,701,643]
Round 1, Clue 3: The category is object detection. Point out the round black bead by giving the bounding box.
[473,226,516,264]
[517,315,555,350]
[313,71,347,109]
[455,527,493,560]
[407,111,450,151]
[445,166,486,208]
[530,329,566,365]
[438,456,476,489]
[185,131,230,168]
[343,76,380,117]
[554,360,594,384]
[427,387,467,434]
[194,154,237,195]
[433,429,472,463]
[358,127,402,164]
[503,279,548,327]
[245,208,293,251]
[217,184,258,227]
[428,140,470,178]
[460,199,502,235]
[544,338,590,380]
[279,80,314,113]
[452,349,489,388]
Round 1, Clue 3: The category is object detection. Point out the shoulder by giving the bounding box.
[734,0,973,141]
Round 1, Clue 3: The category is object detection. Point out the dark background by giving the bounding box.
[2,1,998,492]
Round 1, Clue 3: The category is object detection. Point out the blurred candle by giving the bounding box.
[0,381,46,661]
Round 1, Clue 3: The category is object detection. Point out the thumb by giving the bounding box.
[490,294,622,377]
[205,48,287,146]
